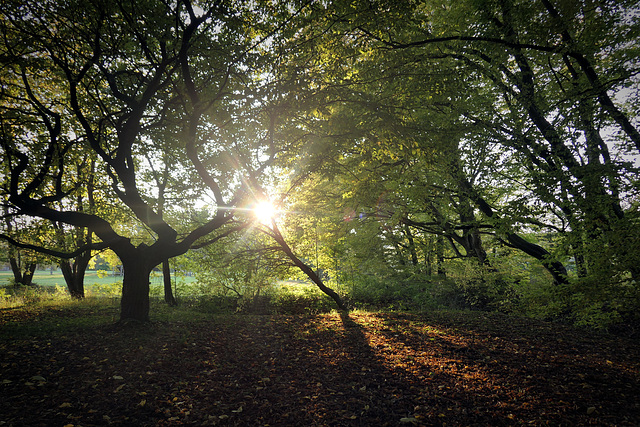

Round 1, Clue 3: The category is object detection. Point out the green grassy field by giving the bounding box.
[0,269,197,295]
[1,269,197,285]
[0,269,122,287]
[0,269,202,308]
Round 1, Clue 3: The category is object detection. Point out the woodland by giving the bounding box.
[2,0,640,328]
[2,0,640,424]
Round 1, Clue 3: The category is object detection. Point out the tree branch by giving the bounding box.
[0,232,109,259]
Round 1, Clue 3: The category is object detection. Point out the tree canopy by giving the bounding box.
[1,0,639,326]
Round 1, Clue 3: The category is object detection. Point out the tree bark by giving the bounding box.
[162,258,177,306]
[436,235,446,277]
[9,256,22,284]
[404,224,419,266]
[59,252,91,299]
[24,263,36,285]
[119,257,153,323]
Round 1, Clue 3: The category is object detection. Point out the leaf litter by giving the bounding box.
[0,308,639,426]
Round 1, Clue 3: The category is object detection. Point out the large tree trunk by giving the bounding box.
[60,261,81,298]
[60,260,84,299]
[120,258,153,323]
[162,258,177,306]
[23,263,36,285]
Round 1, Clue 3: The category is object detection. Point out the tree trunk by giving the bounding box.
[120,258,152,323]
[463,229,488,265]
[10,257,36,286]
[9,256,22,284]
[23,263,36,285]
[270,223,348,311]
[162,258,177,306]
[60,254,90,299]
[60,261,78,297]
[59,245,92,299]
[506,233,568,285]
[424,240,432,276]
[436,235,446,277]
[404,224,419,266]
[293,255,348,311]
[457,186,490,266]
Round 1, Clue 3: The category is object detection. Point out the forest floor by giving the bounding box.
[1,302,639,426]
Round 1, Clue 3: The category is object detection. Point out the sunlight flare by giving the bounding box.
[254,200,276,225]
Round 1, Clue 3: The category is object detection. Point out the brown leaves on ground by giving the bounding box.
[1,308,639,426]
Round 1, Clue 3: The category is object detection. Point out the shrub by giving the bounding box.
[271,291,334,315]
[194,295,238,314]
[86,281,122,297]
[0,283,70,308]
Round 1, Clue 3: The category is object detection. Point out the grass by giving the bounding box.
[0,269,200,311]
[0,297,120,340]
[0,269,197,288]
[0,297,220,341]
[0,269,122,287]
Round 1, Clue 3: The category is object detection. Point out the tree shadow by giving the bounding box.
[338,310,375,356]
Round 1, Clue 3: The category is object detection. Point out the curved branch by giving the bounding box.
[356,25,563,54]
[0,232,109,259]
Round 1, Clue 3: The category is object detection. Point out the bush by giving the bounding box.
[271,291,334,315]
[564,276,639,330]
[237,294,272,314]
[342,273,406,309]
[193,295,238,314]
[86,281,122,297]
[0,283,70,308]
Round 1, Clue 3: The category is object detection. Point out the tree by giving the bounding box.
[0,0,295,322]
[373,0,639,271]
[1,202,48,286]
[312,0,640,320]
[255,0,638,322]
[52,158,100,298]
[264,0,563,283]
